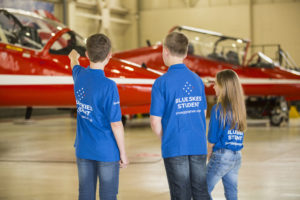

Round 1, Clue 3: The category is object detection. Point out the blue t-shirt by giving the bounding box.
[208,104,244,152]
[150,63,207,158]
[72,65,121,162]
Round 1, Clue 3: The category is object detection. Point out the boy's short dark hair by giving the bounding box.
[164,32,189,57]
[86,33,111,63]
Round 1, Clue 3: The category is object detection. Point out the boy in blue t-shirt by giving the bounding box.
[68,33,128,200]
[150,32,210,200]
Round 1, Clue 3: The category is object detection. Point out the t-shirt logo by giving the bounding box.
[76,88,86,101]
[113,101,120,105]
[183,81,193,95]
[75,87,93,122]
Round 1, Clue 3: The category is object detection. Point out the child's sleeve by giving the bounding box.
[106,82,122,123]
[72,65,82,82]
[201,81,207,110]
[207,106,219,144]
[150,80,165,117]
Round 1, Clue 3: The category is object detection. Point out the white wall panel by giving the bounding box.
[139,5,250,46]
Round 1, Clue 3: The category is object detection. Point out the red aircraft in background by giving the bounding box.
[0,8,160,123]
[1,9,299,126]
[114,26,300,126]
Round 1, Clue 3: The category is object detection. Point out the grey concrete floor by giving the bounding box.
[0,116,299,200]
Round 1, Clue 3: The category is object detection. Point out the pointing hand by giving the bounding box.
[68,49,80,60]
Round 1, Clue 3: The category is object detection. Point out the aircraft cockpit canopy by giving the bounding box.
[0,8,86,56]
[0,9,63,49]
[172,26,249,66]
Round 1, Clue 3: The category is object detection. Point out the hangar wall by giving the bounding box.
[139,3,250,45]
[65,0,138,52]
[252,2,300,66]
[42,0,300,66]
[138,0,300,66]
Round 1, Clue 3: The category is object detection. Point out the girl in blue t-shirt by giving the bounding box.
[206,69,247,200]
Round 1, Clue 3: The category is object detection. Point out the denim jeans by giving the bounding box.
[77,158,120,200]
[206,149,242,200]
[164,155,210,200]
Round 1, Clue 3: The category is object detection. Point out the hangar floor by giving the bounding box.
[0,116,300,200]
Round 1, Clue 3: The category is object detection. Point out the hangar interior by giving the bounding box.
[0,0,300,200]
[1,0,300,118]
[2,0,298,63]
[54,0,300,64]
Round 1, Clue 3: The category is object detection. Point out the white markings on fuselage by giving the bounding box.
[0,75,300,86]
[0,75,155,85]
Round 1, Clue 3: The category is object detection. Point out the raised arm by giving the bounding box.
[68,49,80,69]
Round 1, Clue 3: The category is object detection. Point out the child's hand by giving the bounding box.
[207,152,212,162]
[68,49,80,60]
[119,153,129,168]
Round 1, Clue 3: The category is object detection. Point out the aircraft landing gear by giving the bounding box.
[25,107,33,120]
[270,98,289,126]
[14,107,34,125]
[122,115,127,126]
[70,109,77,118]
[246,96,289,127]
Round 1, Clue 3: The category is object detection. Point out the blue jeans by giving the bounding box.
[77,158,120,200]
[164,155,210,200]
[207,149,242,200]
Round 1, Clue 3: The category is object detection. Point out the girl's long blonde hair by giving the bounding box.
[216,69,247,131]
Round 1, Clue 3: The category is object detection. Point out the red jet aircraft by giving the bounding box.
[0,8,161,122]
[114,26,300,126]
[1,9,299,126]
